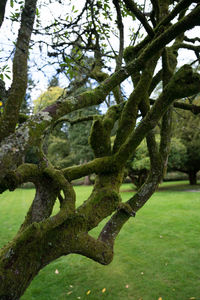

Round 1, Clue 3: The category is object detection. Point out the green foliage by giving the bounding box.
[131,139,151,171]
[131,136,187,172]
[0,64,11,81]
[33,86,63,112]
[47,136,70,168]
[67,106,100,165]
[172,97,200,173]
[167,138,188,171]
[9,0,24,22]
[48,76,59,88]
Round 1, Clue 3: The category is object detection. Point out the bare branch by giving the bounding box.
[123,0,154,37]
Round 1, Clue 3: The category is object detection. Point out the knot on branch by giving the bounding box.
[89,117,111,157]
[117,202,136,217]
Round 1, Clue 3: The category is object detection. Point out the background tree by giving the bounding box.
[0,1,200,298]
[128,136,188,188]
[34,79,100,173]
[172,97,200,184]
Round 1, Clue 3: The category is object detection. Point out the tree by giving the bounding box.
[128,137,188,188]
[0,1,200,298]
[172,98,200,184]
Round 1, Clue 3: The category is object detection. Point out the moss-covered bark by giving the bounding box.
[1,1,200,298]
[0,0,38,141]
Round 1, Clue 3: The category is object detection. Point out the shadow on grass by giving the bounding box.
[158,182,200,192]
[120,181,200,193]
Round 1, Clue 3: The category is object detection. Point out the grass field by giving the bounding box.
[0,182,200,300]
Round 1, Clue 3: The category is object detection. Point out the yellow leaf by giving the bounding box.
[158,297,162,300]
[86,290,91,295]
[67,291,73,295]
[102,288,106,293]
[0,101,3,106]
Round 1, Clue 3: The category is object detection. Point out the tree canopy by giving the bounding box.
[0,0,200,298]
[128,136,188,188]
[171,97,200,184]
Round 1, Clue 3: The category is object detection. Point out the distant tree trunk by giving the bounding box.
[188,170,197,185]
[84,175,91,185]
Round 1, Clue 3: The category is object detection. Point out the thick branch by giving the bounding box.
[74,233,113,265]
[0,0,8,28]
[0,0,38,140]
[63,156,117,181]
[116,65,200,164]
[159,0,195,27]
[0,163,40,193]
[113,55,159,153]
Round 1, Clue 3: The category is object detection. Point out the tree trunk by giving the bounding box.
[188,170,197,185]
[84,175,91,185]
[0,235,47,299]
[0,222,74,299]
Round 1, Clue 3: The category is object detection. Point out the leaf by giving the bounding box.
[102,288,106,293]
[67,291,73,295]
[5,74,11,80]
[0,101,3,107]
[158,297,162,300]
[86,290,91,295]
[10,0,14,8]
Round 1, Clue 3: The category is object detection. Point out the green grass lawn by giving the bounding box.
[0,182,200,300]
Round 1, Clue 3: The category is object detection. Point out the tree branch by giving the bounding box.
[74,233,113,265]
[0,0,38,140]
[122,0,154,37]
[0,0,8,28]
[116,65,200,164]
[158,0,194,27]
[1,5,200,181]
[150,98,200,114]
